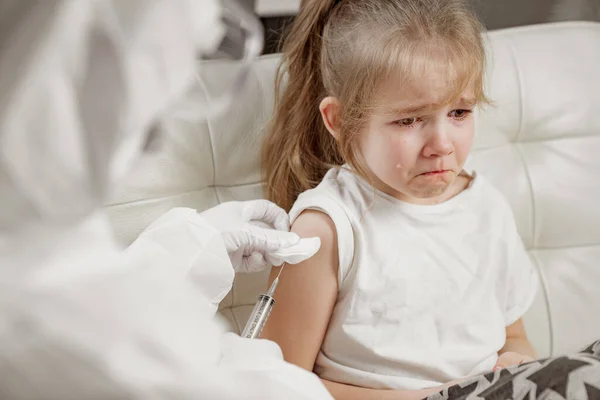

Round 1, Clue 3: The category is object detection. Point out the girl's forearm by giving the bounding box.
[500,337,537,359]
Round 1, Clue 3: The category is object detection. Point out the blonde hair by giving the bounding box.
[262,0,489,211]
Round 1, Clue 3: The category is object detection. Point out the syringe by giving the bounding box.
[241,264,285,339]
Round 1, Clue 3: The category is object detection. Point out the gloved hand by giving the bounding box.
[199,200,320,273]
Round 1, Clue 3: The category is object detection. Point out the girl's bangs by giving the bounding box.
[370,38,488,114]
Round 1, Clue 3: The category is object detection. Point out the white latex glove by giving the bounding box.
[199,200,320,273]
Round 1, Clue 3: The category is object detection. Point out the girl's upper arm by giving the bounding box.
[261,209,339,372]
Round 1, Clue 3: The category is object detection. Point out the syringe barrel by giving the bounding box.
[241,294,275,339]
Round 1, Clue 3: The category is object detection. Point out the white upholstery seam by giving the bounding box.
[196,71,221,205]
[105,182,264,208]
[489,20,600,37]
[231,281,236,328]
[508,39,525,142]
[233,302,269,308]
[515,143,537,249]
[226,307,240,334]
[516,133,600,144]
[530,251,555,356]
[201,52,282,67]
[532,242,600,251]
[471,133,600,153]
[230,306,241,333]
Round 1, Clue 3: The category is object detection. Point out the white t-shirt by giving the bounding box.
[289,166,538,390]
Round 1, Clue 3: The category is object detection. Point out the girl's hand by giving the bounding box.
[493,352,535,371]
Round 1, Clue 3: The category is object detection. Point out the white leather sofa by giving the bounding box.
[106,21,600,360]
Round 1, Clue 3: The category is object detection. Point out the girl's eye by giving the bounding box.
[449,109,472,120]
[395,117,418,127]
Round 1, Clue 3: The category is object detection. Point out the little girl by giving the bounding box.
[261,0,540,399]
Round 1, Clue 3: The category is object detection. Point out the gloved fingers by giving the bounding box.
[227,248,245,269]
[242,199,290,231]
[221,227,303,271]
[226,247,268,274]
[249,220,271,229]
[237,252,269,274]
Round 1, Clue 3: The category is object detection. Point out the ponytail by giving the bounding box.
[261,0,343,212]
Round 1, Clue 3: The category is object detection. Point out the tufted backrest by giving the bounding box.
[106,22,600,359]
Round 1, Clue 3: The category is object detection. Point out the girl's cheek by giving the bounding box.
[389,138,415,167]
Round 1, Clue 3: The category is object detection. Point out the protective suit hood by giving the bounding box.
[0,0,202,236]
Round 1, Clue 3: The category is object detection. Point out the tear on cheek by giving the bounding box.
[396,163,403,169]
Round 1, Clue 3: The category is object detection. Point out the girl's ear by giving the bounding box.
[319,96,341,139]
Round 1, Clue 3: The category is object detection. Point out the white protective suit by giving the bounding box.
[0,0,332,398]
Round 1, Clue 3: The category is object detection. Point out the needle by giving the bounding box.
[266,263,286,297]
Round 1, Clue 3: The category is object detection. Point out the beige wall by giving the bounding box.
[469,0,600,30]
[259,0,600,54]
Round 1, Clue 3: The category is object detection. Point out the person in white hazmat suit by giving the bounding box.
[0,0,333,399]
